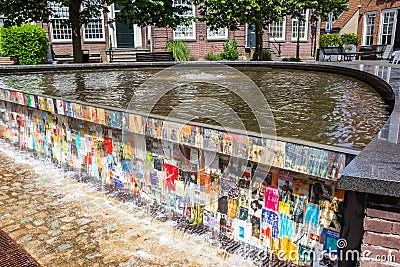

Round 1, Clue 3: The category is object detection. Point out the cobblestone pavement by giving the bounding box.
[0,140,254,267]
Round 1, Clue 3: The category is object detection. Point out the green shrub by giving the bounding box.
[282,57,301,62]
[208,51,222,61]
[166,40,190,61]
[252,49,272,61]
[319,33,341,47]
[206,39,239,61]
[341,33,359,45]
[0,24,48,65]
[220,39,239,61]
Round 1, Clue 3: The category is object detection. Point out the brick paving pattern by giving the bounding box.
[0,143,255,267]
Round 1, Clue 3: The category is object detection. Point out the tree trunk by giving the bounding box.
[255,19,263,61]
[69,0,83,63]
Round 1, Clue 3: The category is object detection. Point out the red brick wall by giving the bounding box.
[358,0,400,46]
[44,12,109,55]
[151,7,315,60]
[360,208,400,266]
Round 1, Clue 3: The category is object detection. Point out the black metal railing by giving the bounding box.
[267,33,282,57]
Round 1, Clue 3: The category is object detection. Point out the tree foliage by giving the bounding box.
[197,0,349,60]
[284,0,349,22]
[197,0,284,31]
[114,0,192,28]
[0,0,108,63]
[197,0,285,60]
[0,24,48,65]
[0,0,50,26]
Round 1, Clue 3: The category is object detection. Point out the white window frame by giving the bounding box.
[269,18,286,42]
[207,27,228,40]
[291,9,308,42]
[363,12,376,46]
[83,16,106,42]
[49,2,72,43]
[245,24,256,48]
[50,2,105,43]
[379,9,398,46]
[173,0,196,41]
[0,16,5,28]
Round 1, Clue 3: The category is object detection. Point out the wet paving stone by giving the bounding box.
[0,146,256,267]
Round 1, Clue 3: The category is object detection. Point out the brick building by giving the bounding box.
[44,2,318,61]
[357,0,400,58]
[331,0,361,35]
[151,3,318,60]
[43,3,147,61]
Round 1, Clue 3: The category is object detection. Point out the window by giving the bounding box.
[292,9,308,41]
[0,16,5,27]
[49,1,105,43]
[380,10,397,45]
[363,12,376,46]
[83,19,105,41]
[269,19,286,41]
[331,4,349,22]
[173,0,196,40]
[207,27,227,40]
[49,2,72,42]
[246,24,256,48]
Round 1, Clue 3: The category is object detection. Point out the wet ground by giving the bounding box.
[0,140,256,267]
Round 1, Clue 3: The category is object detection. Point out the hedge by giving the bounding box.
[0,24,48,65]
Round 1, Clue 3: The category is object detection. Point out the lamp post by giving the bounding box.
[311,22,317,57]
[296,18,300,58]
[295,8,303,59]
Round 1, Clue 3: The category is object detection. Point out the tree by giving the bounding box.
[284,0,349,58]
[0,0,108,63]
[197,0,286,61]
[113,0,192,28]
[197,0,349,60]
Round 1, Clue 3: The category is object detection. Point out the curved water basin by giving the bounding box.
[0,66,388,150]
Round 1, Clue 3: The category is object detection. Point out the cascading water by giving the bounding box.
[0,139,260,266]
[0,63,390,267]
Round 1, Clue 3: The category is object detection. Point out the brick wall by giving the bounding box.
[152,21,315,60]
[360,208,400,267]
[151,6,316,60]
[357,0,400,46]
[44,12,109,55]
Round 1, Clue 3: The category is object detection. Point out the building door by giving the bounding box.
[116,23,134,48]
[379,9,398,58]
[393,12,400,51]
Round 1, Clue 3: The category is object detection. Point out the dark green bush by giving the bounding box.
[207,39,239,61]
[282,57,301,62]
[166,40,190,61]
[252,49,272,61]
[220,39,239,61]
[0,24,48,65]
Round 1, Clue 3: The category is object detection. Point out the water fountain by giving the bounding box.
[0,62,393,266]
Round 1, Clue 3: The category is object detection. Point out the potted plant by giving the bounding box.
[340,33,359,60]
[319,33,341,61]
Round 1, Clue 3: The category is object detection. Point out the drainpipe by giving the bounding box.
[148,25,153,52]
[144,26,147,50]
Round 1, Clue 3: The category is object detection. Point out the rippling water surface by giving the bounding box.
[0,67,388,149]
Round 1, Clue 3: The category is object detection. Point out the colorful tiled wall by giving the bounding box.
[0,88,350,266]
